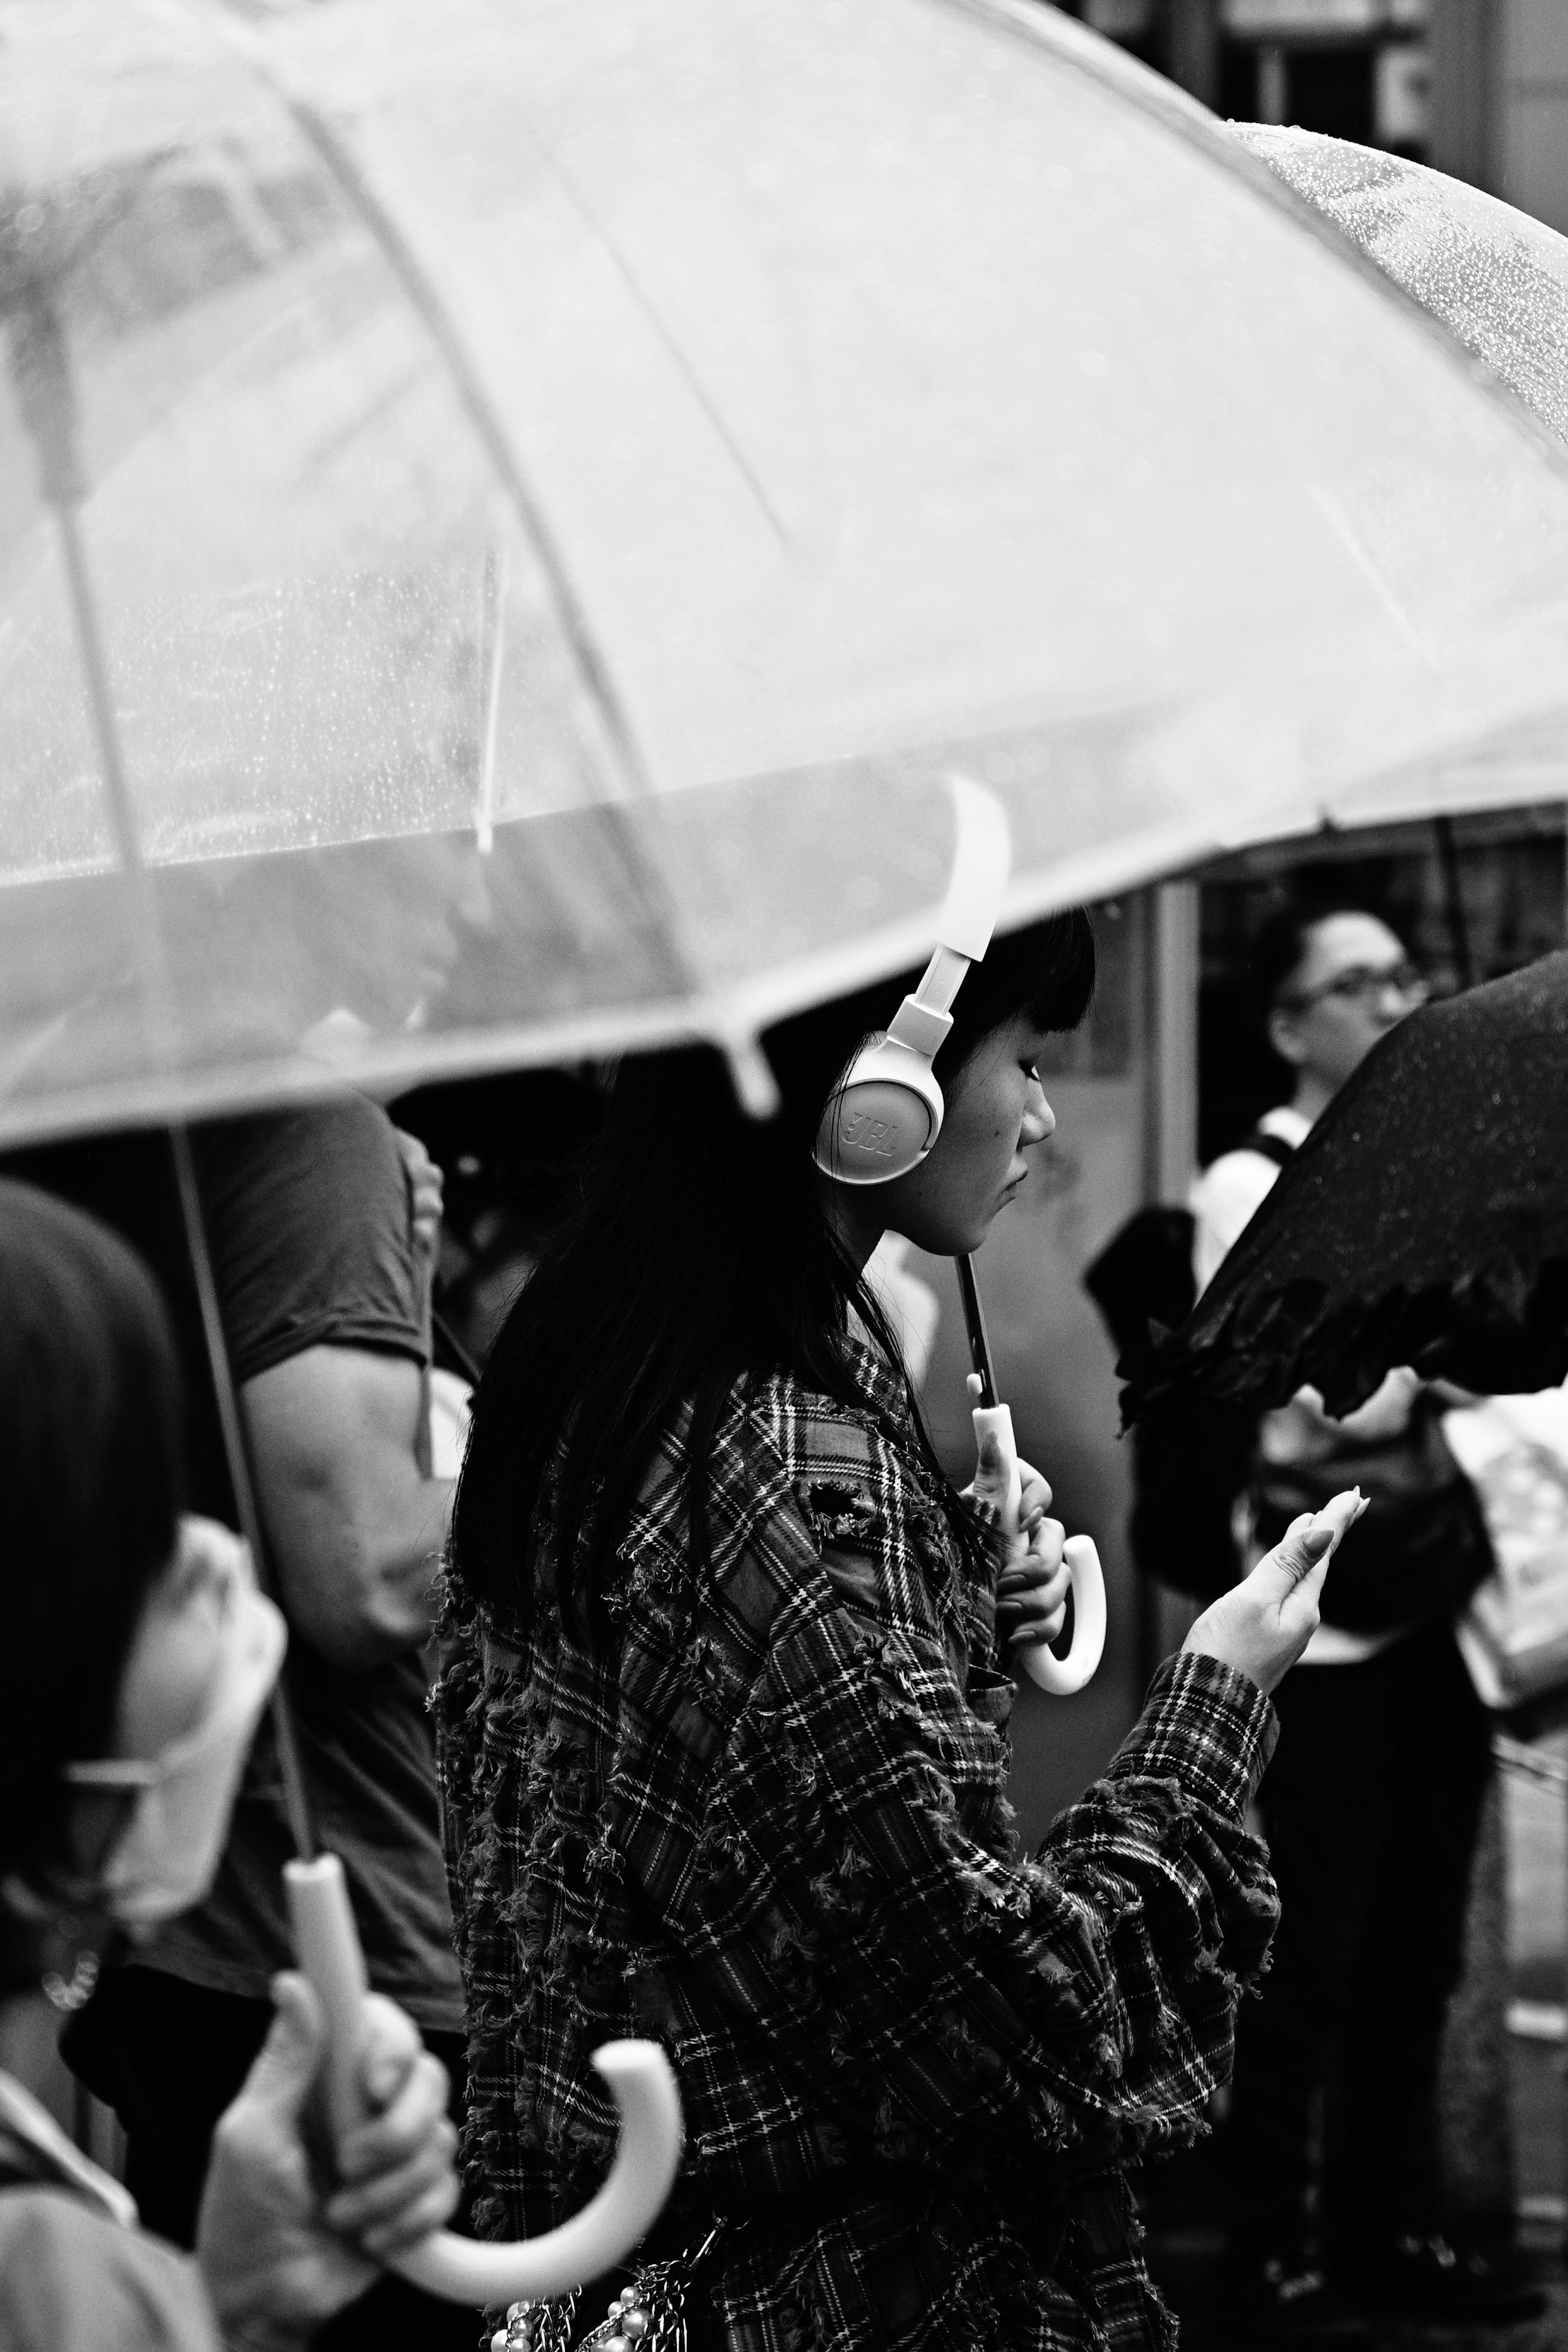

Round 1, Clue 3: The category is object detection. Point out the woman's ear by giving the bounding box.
[1266,1004,1306,1067]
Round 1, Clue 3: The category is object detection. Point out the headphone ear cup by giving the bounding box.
[813,1045,945,1184]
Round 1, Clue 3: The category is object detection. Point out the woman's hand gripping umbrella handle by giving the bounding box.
[285,1854,683,2308]
[970,1399,1107,1695]
[956,1253,1105,1697]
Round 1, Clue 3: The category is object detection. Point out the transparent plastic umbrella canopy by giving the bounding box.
[9,0,1568,1145]
[1234,121,1568,826]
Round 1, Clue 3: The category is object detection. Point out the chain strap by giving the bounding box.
[492,2228,723,2352]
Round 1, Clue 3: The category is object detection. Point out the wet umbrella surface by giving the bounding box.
[11,0,1568,1144]
[1236,120,1568,824]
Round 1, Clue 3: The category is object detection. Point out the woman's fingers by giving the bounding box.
[357,2172,463,2263]
[338,2046,453,2184]
[1002,1581,1070,1648]
[330,2000,459,2244]
[1016,1457,1054,1523]
[330,2018,459,2243]
[1254,1491,1366,1610]
[351,1991,425,2114]
[326,2121,460,2241]
[997,1516,1065,1591]
[1182,1488,1368,1696]
[997,1519,1071,1646]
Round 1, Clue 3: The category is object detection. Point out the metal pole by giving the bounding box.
[1428,0,1499,194]
[1165,0,1222,111]
[1432,814,1475,991]
[1136,882,1201,1685]
[8,288,317,1859]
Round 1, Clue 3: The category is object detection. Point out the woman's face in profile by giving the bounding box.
[880,1011,1056,1257]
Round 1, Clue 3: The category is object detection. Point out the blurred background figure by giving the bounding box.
[1187,901,1532,2339]
[1189,905,1427,1290]
[389,1068,607,1373]
[0,1179,459,2351]
[4,1099,471,2352]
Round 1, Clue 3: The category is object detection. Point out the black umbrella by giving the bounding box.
[1121,952,1568,1425]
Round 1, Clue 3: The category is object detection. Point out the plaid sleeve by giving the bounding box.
[1032,1650,1281,2138]
[668,1565,1281,2185]
[1107,1648,1279,1815]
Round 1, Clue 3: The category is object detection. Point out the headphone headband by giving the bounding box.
[813,778,1011,1186]
[933,777,1010,963]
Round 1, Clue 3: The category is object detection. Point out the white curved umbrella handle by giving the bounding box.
[285,1855,684,2308]
[972,1402,1107,1697]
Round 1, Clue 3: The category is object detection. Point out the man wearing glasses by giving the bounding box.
[1193,905,1531,2340]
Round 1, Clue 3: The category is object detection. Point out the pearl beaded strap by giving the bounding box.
[492,2229,722,2352]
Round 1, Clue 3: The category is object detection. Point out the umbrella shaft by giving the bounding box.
[956,1253,998,1408]
[166,1121,317,1860]
[36,405,318,1858]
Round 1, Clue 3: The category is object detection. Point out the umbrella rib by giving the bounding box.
[211,9,732,1041]
[518,132,791,549]
[212,16,652,799]
[6,282,329,1851]
[474,546,507,855]
[31,394,321,1860]
[1309,487,1440,671]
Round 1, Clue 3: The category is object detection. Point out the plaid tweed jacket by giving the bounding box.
[435,1341,1279,2352]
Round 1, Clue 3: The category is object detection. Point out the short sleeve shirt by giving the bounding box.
[7,1101,462,2029]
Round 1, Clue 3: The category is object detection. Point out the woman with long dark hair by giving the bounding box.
[440,915,1345,2352]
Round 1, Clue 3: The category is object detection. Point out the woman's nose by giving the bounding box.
[1021,1087,1055,1146]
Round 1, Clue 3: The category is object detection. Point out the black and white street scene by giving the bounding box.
[4,4,1568,2349]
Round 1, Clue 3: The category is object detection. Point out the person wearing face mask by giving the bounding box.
[4,1094,473,2350]
[1191,905,1527,2338]
[0,1179,460,2352]
[436,918,1369,2352]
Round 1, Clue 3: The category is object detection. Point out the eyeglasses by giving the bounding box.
[1281,960,1429,1014]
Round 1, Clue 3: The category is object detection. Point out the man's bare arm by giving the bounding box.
[242,1345,453,1671]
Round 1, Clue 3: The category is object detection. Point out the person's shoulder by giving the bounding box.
[1192,1141,1281,1194]
[746,1359,947,1600]
[0,2189,217,2351]
[743,1359,899,1487]
[666,1365,892,1571]
[196,1092,420,1364]
[645,1360,916,1596]
[1190,1137,1287,1227]
[204,1094,399,1192]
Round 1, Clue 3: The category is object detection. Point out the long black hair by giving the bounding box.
[0,1181,185,1933]
[452,912,1096,1636]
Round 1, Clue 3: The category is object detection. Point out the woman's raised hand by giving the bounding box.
[1181,1490,1367,1698]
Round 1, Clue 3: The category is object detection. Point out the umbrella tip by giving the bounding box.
[722,1030,782,1121]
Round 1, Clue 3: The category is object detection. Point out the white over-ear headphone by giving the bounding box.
[811,778,1107,1703]
[813,776,1011,1186]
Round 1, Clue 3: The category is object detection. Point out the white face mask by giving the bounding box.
[64,1547,287,1932]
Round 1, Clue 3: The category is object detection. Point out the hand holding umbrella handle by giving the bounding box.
[285,1855,683,2308]
[971,1400,1106,1697]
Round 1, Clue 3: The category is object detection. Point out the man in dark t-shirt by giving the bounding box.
[13,1097,473,2350]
